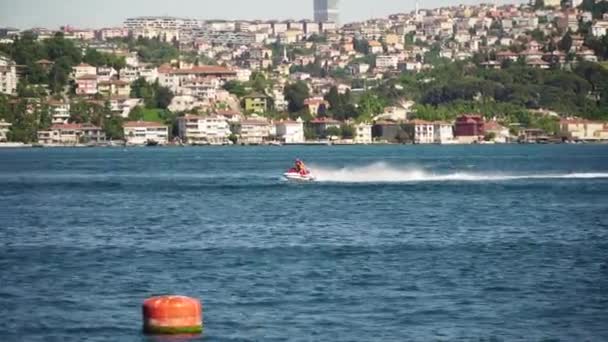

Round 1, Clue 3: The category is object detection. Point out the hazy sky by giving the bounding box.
[0,0,518,29]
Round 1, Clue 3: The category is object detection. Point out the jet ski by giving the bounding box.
[284,168,316,182]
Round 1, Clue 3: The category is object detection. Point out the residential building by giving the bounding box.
[375,55,399,70]
[309,117,341,138]
[97,79,131,97]
[434,122,456,144]
[275,118,305,143]
[353,123,372,144]
[158,65,236,93]
[304,98,330,116]
[485,121,511,143]
[591,20,608,37]
[178,114,231,145]
[239,117,272,144]
[0,119,10,142]
[0,55,17,95]
[72,63,97,79]
[48,100,71,124]
[243,93,268,113]
[75,75,98,95]
[454,114,485,143]
[37,123,105,145]
[314,0,340,23]
[543,0,561,7]
[404,120,435,144]
[372,122,401,142]
[368,40,384,54]
[123,121,169,145]
[560,119,608,141]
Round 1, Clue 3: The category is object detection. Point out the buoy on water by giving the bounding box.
[142,295,203,335]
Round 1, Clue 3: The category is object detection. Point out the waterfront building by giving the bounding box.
[309,117,341,138]
[37,123,105,145]
[314,0,340,24]
[372,122,401,142]
[275,118,305,143]
[123,121,169,146]
[177,114,231,145]
[433,121,456,144]
[404,120,435,144]
[239,117,272,145]
[353,123,373,144]
[0,55,17,95]
[560,119,608,141]
[454,114,485,144]
[484,121,511,143]
[0,119,11,142]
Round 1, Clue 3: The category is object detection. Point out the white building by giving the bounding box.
[592,20,608,37]
[353,123,372,144]
[168,95,206,112]
[433,122,456,144]
[158,65,236,94]
[239,117,272,144]
[375,55,399,70]
[0,56,18,95]
[48,100,71,124]
[275,118,305,143]
[406,120,435,144]
[178,114,231,145]
[123,121,169,145]
[72,63,97,79]
[0,119,11,142]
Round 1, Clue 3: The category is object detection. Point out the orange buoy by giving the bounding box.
[142,295,203,335]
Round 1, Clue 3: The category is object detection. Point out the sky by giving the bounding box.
[0,0,519,30]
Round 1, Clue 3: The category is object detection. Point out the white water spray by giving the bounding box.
[309,162,608,183]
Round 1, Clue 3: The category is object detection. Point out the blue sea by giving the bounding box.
[1,145,608,341]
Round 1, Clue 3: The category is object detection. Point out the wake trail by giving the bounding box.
[309,162,608,183]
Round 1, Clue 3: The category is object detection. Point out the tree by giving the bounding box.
[129,106,145,121]
[104,116,124,140]
[357,92,385,121]
[341,124,354,139]
[284,81,310,113]
[223,81,247,97]
[155,86,174,109]
[325,126,341,138]
[559,31,573,52]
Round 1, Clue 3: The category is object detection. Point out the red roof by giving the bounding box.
[123,121,167,128]
[310,117,340,124]
[51,123,101,130]
[165,65,236,75]
[407,119,433,125]
[77,74,98,81]
[98,79,129,86]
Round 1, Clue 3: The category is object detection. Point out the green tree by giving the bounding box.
[284,81,310,113]
[357,93,385,121]
[559,31,573,52]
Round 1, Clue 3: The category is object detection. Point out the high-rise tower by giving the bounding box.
[314,0,340,23]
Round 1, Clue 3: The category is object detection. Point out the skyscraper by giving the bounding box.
[314,0,340,23]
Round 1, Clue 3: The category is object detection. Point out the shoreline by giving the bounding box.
[1,141,606,149]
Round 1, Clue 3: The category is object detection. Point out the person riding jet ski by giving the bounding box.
[292,159,309,175]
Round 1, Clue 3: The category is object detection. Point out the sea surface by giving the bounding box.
[1,145,607,341]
